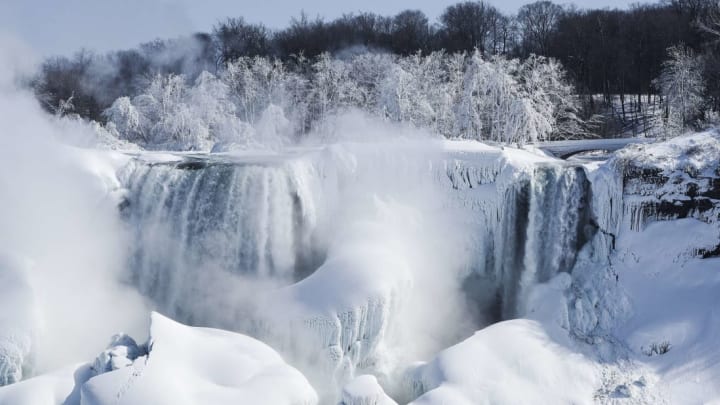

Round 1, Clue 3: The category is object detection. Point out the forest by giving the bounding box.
[31,0,720,147]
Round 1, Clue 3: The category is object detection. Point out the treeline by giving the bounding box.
[33,0,720,137]
[100,52,580,150]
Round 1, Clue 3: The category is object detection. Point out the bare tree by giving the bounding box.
[517,1,563,55]
[439,1,501,53]
[698,1,720,38]
[212,18,271,67]
[390,10,431,54]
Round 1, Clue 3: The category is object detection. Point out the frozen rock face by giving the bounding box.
[615,131,720,234]
[82,312,318,405]
[91,334,145,375]
[567,131,720,340]
[341,375,398,405]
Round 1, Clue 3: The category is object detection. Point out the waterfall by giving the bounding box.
[516,164,594,314]
[469,163,596,319]
[115,144,602,391]
[118,157,326,321]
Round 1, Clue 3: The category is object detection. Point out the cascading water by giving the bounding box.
[118,156,327,324]
[448,160,597,320]
[516,164,595,315]
[115,143,603,402]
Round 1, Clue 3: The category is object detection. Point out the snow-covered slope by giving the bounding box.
[604,130,720,403]
[0,313,318,405]
[405,319,598,405]
[82,312,317,405]
[394,131,720,404]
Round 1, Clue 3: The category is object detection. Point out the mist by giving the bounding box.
[0,35,148,375]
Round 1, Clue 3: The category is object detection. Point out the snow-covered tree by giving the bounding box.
[102,50,583,149]
[517,55,582,140]
[654,45,705,133]
[103,96,143,141]
[309,53,361,130]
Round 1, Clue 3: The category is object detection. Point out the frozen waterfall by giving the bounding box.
[115,142,604,390]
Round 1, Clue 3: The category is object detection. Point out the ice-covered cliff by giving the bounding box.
[401,131,720,404]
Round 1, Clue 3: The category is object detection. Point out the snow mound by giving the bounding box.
[341,375,397,405]
[0,363,92,405]
[614,219,720,404]
[0,313,318,405]
[406,319,598,405]
[81,312,318,405]
[615,130,720,173]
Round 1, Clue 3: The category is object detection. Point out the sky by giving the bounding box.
[1,0,638,57]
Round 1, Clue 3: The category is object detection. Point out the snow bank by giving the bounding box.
[405,319,598,405]
[341,375,398,405]
[613,218,720,404]
[0,364,92,405]
[0,313,317,405]
[81,312,318,405]
[615,130,720,174]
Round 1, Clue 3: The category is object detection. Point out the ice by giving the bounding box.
[3,113,719,404]
[341,375,398,405]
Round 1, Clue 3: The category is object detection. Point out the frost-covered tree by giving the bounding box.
[517,55,583,140]
[457,52,540,143]
[654,45,705,133]
[104,96,143,141]
[346,52,396,114]
[309,54,362,130]
[102,50,582,149]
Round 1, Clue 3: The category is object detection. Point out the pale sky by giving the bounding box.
[1,0,638,57]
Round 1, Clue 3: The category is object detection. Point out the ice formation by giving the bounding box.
[2,127,719,404]
[113,139,605,398]
[341,375,398,405]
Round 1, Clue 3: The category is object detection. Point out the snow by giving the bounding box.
[615,129,720,174]
[341,375,398,405]
[406,319,599,405]
[3,108,720,405]
[0,313,318,405]
[536,137,655,159]
[614,219,720,404]
[82,312,317,405]
[0,364,92,405]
